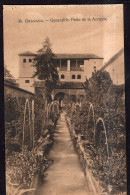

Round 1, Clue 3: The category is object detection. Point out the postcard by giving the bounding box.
[3,4,126,195]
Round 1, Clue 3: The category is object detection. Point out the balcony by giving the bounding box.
[70,66,84,71]
[56,59,84,72]
[57,67,84,71]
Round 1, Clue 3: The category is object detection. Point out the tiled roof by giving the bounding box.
[4,80,19,87]
[18,51,103,59]
[56,82,85,89]
[54,54,103,59]
[19,51,36,56]
[4,81,34,95]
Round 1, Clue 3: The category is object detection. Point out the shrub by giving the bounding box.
[5,92,59,194]
[67,70,126,194]
[6,146,53,188]
[5,95,34,154]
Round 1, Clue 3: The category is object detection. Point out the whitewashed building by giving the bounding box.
[101,49,124,85]
[18,51,103,93]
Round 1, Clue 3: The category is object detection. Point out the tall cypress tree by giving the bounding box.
[33,37,59,94]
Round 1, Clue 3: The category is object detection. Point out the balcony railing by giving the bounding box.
[70,67,84,71]
[57,67,84,71]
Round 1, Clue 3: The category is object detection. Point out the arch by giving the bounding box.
[54,92,65,108]
[96,117,109,158]
[22,99,31,150]
[87,103,96,141]
[49,101,59,109]
[48,101,60,117]
[54,92,65,101]
[48,101,60,125]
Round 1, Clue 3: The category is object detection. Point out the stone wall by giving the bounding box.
[4,82,34,100]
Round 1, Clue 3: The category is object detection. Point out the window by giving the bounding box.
[25,80,30,83]
[61,74,65,79]
[29,59,32,62]
[77,75,81,79]
[23,59,26,63]
[72,75,75,79]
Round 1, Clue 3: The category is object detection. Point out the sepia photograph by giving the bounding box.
[3,4,126,195]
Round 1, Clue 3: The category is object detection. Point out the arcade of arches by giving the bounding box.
[52,89,85,108]
[35,82,86,108]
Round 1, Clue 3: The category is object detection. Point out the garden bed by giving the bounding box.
[66,116,104,194]
[66,115,126,195]
[6,130,54,195]
[5,93,60,195]
[64,70,126,195]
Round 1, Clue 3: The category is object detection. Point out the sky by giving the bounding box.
[3,4,124,78]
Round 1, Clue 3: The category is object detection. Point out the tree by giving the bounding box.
[4,66,19,87]
[85,70,113,105]
[33,37,59,94]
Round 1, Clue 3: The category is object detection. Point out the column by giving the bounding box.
[51,91,54,101]
[67,60,70,71]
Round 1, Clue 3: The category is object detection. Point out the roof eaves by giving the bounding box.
[4,82,35,95]
[19,51,36,56]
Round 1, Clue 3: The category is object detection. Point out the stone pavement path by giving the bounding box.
[35,112,94,195]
